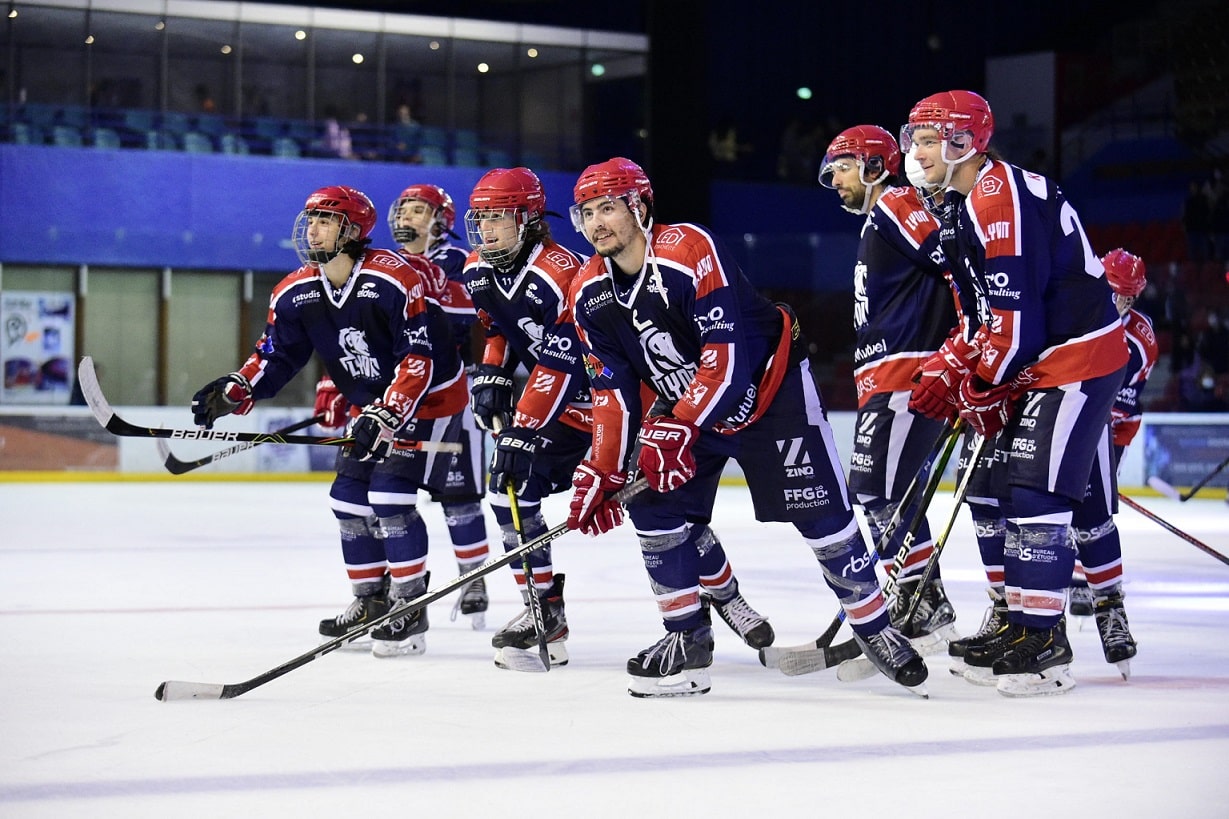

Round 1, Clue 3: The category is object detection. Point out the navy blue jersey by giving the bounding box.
[570,222,788,472]
[852,185,955,406]
[237,248,467,421]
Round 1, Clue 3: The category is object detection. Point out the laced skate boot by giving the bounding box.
[960,619,1022,686]
[705,590,775,650]
[948,590,1009,678]
[1068,581,1094,617]
[492,574,569,671]
[371,574,430,658]
[450,576,489,630]
[627,615,715,698]
[318,576,390,650]
[846,626,929,696]
[1094,592,1137,679]
[891,577,958,654]
[992,619,1076,697]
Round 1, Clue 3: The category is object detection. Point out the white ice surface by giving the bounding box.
[1,481,1227,817]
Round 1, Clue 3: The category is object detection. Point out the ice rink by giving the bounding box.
[1,479,1227,817]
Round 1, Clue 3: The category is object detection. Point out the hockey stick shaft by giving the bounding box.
[78,356,459,452]
[1118,492,1229,567]
[157,415,325,474]
[155,478,649,701]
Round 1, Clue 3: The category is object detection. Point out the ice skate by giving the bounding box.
[627,619,715,698]
[1068,582,1094,617]
[960,618,1021,686]
[1095,592,1137,680]
[839,625,928,696]
[318,579,390,650]
[948,590,1009,679]
[891,576,959,654]
[450,575,489,630]
[371,575,430,658]
[993,620,1076,697]
[706,589,775,650]
[492,573,569,671]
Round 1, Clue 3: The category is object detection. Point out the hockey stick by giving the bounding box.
[78,357,460,453]
[835,432,989,683]
[155,415,324,474]
[155,477,649,701]
[500,483,553,673]
[758,422,960,675]
[1118,492,1229,568]
[1147,453,1229,501]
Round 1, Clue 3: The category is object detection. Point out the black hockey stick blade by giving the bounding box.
[154,478,649,701]
[156,415,325,474]
[78,357,460,453]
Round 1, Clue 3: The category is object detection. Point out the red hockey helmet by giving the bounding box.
[388,183,456,245]
[467,167,545,220]
[302,185,377,239]
[819,125,901,189]
[570,157,653,232]
[1102,248,1146,297]
[900,90,994,156]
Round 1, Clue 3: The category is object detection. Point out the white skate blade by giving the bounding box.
[468,612,486,631]
[961,664,1000,686]
[836,657,878,682]
[948,658,969,677]
[628,668,711,698]
[493,642,568,671]
[371,634,427,658]
[155,681,225,701]
[996,664,1077,697]
[1115,659,1132,680]
[323,634,374,651]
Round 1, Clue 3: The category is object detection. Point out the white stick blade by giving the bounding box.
[494,648,550,673]
[75,356,115,428]
[1147,476,1182,500]
[156,681,226,701]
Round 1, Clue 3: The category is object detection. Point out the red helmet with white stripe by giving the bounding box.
[819,125,901,188]
[900,90,994,156]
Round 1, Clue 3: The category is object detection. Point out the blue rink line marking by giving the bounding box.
[3,724,1227,803]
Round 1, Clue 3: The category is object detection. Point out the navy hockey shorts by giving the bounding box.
[847,390,950,501]
[334,410,477,497]
[629,359,856,529]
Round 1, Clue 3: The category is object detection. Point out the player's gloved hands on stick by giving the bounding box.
[637,415,699,493]
[567,462,628,536]
[957,375,1017,438]
[313,377,350,431]
[908,334,979,423]
[350,403,402,462]
[1110,407,1139,448]
[470,364,515,432]
[192,373,253,429]
[489,426,538,493]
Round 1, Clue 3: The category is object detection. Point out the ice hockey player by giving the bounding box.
[903,90,1129,696]
[192,185,469,658]
[819,124,959,652]
[566,156,927,698]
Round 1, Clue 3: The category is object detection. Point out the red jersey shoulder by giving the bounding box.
[650,222,717,267]
[968,162,1019,254]
[1126,309,1157,354]
[878,186,939,245]
[530,241,584,289]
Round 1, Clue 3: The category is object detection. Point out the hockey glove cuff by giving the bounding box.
[313,377,351,431]
[567,462,628,536]
[350,403,402,462]
[470,365,515,432]
[191,373,254,429]
[489,426,538,494]
[636,416,699,493]
[957,375,1018,438]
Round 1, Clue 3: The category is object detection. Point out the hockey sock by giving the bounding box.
[492,502,553,594]
[801,517,890,638]
[637,525,705,632]
[694,525,738,600]
[441,500,491,567]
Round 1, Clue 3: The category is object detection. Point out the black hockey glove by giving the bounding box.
[470,364,515,432]
[349,403,402,462]
[489,426,538,494]
[191,373,253,429]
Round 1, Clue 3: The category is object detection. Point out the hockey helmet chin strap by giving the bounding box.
[630,200,668,308]
[847,161,890,216]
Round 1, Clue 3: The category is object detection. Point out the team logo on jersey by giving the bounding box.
[517,318,544,358]
[544,250,577,270]
[635,317,694,401]
[338,327,381,380]
[979,177,1004,197]
[656,227,686,247]
[853,262,869,329]
[256,334,275,355]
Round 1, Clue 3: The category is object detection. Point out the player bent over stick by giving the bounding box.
[192,185,471,658]
[564,157,928,698]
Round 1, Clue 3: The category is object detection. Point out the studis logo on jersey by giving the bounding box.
[853,261,869,329]
[337,327,381,380]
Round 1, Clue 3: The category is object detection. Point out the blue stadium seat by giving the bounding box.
[10,122,42,145]
[51,125,83,147]
[146,130,178,150]
[181,131,213,153]
[454,128,480,150]
[220,133,250,155]
[418,145,449,166]
[452,147,482,166]
[161,111,191,135]
[91,127,122,149]
[272,137,301,158]
[483,148,511,167]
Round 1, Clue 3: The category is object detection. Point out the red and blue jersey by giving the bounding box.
[851,184,955,406]
[1111,307,1158,446]
[236,248,467,421]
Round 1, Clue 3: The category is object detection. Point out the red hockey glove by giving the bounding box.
[313,377,351,431]
[957,375,1018,438]
[909,334,980,423]
[349,403,402,462]
[1111,408,1139,448]
[567,461,628,536]
[191,373,253,429]
[636,416,699,493]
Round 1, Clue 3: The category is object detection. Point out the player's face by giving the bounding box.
[828,159,866,209]
[395,199,435,239]
[307,212,346,253]
[471,210,519,255]
[576,195,638,259]
[908,128,947,187]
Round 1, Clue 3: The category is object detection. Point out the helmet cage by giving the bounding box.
[292,208,361,267]
[464,206,529,269]
[387,184,455,247]
[569,190,645,234]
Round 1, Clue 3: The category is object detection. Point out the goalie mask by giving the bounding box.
[293,185,377,266]
[464,167,545,269]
